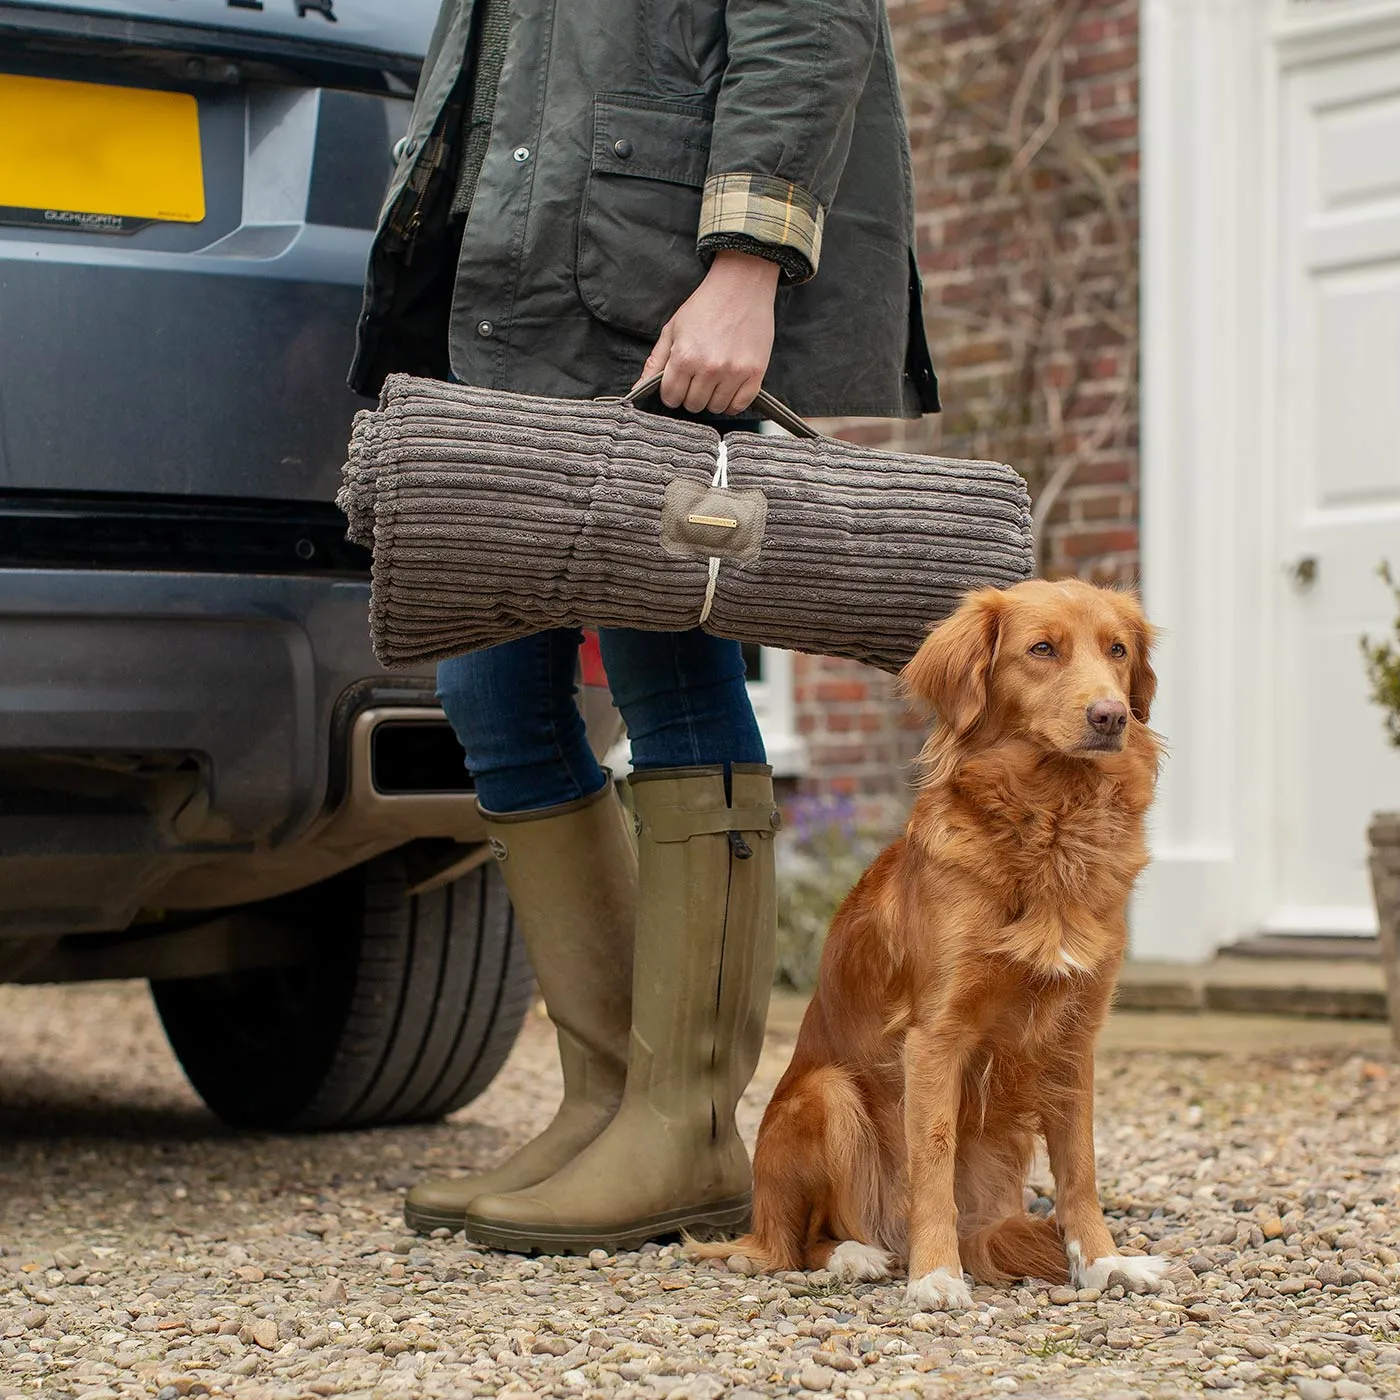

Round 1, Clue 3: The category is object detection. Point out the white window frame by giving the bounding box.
[744,645,808,777]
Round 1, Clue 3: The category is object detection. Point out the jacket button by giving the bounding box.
[512,146,531,163]
[393,136,417,163]
[613,138,633,160]
[476,320,495,338]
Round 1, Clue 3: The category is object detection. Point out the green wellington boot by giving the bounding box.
[403,780,637,1233]
[462,764,779,1253]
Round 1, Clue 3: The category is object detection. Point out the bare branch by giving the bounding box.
[896,0,1138,577]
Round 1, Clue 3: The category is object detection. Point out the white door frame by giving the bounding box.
[1133,0,1400,960]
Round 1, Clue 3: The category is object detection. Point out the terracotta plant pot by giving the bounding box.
[1370,812,1400,1052]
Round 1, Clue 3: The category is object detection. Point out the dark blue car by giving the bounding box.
[0,0,616,1129]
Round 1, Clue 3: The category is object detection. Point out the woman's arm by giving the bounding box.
[640,250,778,417]
[699,0,882,284]
[641,0,882,413]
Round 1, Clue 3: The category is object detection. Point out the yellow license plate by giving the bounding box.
[0,74,205,232]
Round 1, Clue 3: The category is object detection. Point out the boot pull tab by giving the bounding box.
[727,830,754,860]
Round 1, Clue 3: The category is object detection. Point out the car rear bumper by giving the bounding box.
[0,567,483,934]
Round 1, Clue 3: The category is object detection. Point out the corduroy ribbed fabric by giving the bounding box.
[338,375,1035,674]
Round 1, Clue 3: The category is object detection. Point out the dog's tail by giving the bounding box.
[683,1168,812,1273]
[686,1230,786,1270]
[688,1067,877,1274]
[959,1215,1069,1286]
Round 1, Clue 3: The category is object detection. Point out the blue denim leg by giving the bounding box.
[598,627,766,771]
[435,629,607,814]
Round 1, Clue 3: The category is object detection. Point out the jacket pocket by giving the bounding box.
[576,95,713,340]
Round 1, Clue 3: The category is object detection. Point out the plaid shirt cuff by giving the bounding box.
[697,173,823,284]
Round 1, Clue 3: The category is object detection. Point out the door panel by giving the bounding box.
[1271,43,1400,934]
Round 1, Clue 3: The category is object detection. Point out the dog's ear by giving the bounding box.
[1124,605,1158,724]
[901,588,1004,734]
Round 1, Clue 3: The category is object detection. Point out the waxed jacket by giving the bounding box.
[349,0,940,420]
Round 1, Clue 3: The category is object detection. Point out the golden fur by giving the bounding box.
[694,579,1166,1304]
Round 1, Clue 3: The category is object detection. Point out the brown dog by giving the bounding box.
[696,579,1167,1308]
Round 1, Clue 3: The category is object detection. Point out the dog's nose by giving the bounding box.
[1087,699,1128,736]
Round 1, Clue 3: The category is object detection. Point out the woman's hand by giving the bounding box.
[636,249,779,415]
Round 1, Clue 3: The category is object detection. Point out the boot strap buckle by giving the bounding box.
[639,805,778,843]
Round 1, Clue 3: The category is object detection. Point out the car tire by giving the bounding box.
[150,852,532,1131]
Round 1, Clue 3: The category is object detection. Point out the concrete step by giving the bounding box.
[1116,954,1388,1020]
[765,989,1397,1055]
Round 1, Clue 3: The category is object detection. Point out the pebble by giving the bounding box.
[1295,1382,1337,1400]
[5,982,1400,1400]
[240,1318,278,1350]
[681,1376,727,1400]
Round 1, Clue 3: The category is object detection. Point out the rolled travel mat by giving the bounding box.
[338,373,1034,673]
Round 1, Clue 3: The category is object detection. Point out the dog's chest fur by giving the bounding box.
[918,746,1154,982]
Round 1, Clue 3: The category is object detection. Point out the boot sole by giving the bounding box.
[462,1195,752,1256]
[404,1200,471,1235]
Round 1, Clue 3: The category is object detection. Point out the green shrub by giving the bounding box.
[774,794,882,993]
[1362,562,1400,749]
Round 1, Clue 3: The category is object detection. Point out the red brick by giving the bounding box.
[1076,490,1135,522]
[1071,457,1135,487]
[1064,43,1136,82]
[1061,527,1139,559]
[943,338,1009,369]
[814,680,869,704]
[1083,115,1138,145]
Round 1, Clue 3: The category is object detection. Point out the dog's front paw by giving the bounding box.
[905,1268,973,1311]
[828,1240,896,1284]
[1067,1242,1170,1293]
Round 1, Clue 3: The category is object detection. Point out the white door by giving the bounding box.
[1269,40,1400,934]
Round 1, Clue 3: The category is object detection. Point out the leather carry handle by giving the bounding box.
[620,373,820,441]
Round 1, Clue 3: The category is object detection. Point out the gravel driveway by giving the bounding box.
[2,982,1399,1400]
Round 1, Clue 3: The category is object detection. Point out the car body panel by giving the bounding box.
[0,1,497,947]
[0,0,438,62]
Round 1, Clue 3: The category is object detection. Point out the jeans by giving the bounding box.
[437,627,766,814]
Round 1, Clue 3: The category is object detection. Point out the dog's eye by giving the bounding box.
[1029,641,1056,658]
[1109,642,1128,659]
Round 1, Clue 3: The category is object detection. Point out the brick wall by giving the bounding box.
[793,653,925,828]
[795,0,1142,817]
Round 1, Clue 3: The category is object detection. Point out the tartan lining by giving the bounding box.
[697,173,823,281]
